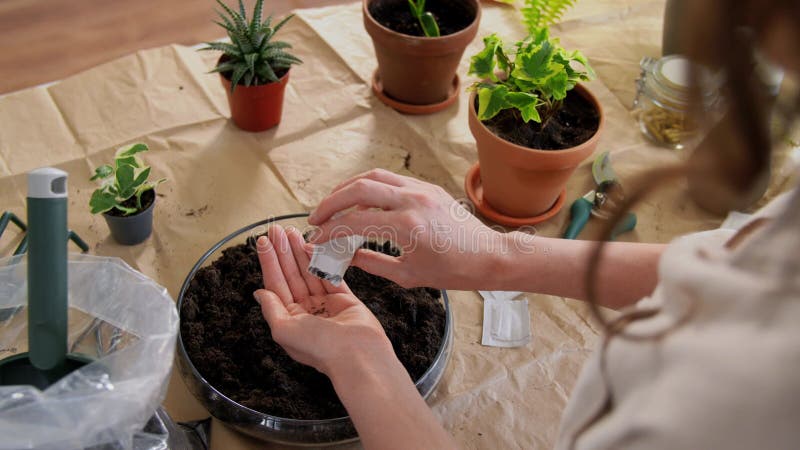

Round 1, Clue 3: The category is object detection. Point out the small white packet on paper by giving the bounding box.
[308,235,366,286]
[480,293,532,348]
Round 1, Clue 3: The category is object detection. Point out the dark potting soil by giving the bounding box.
[104,189,154,217]
[479,89,600,150]
[180,239,445,420]
[368,0,475,37]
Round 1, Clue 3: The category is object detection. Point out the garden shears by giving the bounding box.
[563,151,637,240]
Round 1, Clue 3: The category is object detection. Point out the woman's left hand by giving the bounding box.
[253,224,393,376]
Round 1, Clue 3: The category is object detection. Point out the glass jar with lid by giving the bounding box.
[634,55,720,149]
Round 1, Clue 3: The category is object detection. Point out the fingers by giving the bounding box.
[256,236,292,306]
[351,249,406,285]
[308,209,393,244]
[308,178,402,225]
[254,289,289,325]
[328,169,408,196]
[286,227,325,297]
[323,277,353,296]
[268,224,310,301]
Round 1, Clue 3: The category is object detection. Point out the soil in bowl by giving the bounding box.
[368,0,475,36]
[104,189,155,217]
[180,239,445,420]
[479,89,600,150]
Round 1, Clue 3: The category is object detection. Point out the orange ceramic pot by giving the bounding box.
[363,0,480,107]
[468,84,604,218]
[220,67,290,132]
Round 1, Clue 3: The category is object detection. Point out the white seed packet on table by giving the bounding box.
[308,235,366,286]
[479,291,532,348]
[478,290,524,302]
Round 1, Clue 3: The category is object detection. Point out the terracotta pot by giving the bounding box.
[363,0,480,106]
[220,66,290,132]
[468,84,605,218]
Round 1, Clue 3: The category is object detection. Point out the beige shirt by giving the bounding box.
[556,188,800,450]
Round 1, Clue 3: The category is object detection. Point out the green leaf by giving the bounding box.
[544,69,569,100]
[495,44,510,74]
[116,164,137,199]
[256,61,278,83]
[209,61,238,75]
[113,204,138,216]
[245,53,257,71]
[505,92,542,122]
[477,84,510,121]
[250,0,264,34]
[521,0,578,34]
[90,164,113,181]
[201,42,243,59]
[89,189,118,214]
[469,34,502,81]
[420,12,440,37]
[272,14,294,37]
[116,143,148,159]
[512,40,558,82]
[132,166,151,187]
[229,64,248,91]
[238,0,247,22]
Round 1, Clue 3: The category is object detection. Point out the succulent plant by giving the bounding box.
[202,0,302,92]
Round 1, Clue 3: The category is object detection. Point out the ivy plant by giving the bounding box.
[89,143,166,216]
[408,0,440,37]
[467,0,594,127]
[202,0,302,92]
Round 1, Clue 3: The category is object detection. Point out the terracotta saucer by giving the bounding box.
[371,70,460,115]
[464,162,566,227]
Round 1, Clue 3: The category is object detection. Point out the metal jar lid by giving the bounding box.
[635,55,720,111]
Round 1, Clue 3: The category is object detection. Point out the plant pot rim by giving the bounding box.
[102,189,156,219]
[362,0,481,43]
[468,83,605,156]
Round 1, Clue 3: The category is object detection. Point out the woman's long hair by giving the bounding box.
[570,0,800,447]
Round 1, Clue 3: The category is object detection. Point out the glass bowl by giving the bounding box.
[175,214,453,446]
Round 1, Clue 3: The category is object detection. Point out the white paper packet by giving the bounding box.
[308,235,366,286]
[479,292,532,348]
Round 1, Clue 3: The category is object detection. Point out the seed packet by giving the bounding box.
[480,291,532,348]
[308,235,366,286]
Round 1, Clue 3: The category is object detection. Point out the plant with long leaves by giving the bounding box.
[468,28,594,127]
[408,0,440,37]
[202,0,302,92]
[89,143,166,216]
[521,0,578,33]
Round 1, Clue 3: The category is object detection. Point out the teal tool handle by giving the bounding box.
[563,197,593,239]
[611,213,637,240]
[27,172,68,372]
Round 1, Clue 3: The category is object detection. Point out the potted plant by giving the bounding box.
[89,143,165,245]
[363,0,481,114]
[202,0,302,132]
[465,0,603,223]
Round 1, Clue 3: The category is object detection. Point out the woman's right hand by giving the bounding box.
[307,169,511,290]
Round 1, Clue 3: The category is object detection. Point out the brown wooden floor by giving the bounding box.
[0,0,351,94]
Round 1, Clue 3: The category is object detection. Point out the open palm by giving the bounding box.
[253,224,391,375]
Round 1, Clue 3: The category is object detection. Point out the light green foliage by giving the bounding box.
[89,143,166,216]
[407,0,440,37]
[468,28,594,125]
[521,0,578,34]
[202,0,302,92]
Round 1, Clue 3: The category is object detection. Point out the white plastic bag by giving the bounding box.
[0,253,179,450]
